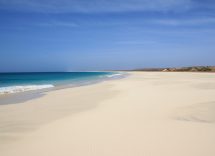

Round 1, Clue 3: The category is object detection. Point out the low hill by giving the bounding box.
[132,66,215,72]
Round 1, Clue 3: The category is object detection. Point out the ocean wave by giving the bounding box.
[98,73,123,79]
[0,85,54,95]
[106,73,123,78]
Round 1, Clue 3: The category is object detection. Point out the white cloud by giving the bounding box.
[0,0,192,13]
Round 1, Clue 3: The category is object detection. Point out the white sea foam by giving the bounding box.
[106,73,123,78]
[0,85,54,95]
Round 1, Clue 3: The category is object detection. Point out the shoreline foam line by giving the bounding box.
[0,85,54,95]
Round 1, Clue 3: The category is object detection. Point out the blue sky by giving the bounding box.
[0,0,215,72]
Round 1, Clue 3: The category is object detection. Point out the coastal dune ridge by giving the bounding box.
[0,72,215,156]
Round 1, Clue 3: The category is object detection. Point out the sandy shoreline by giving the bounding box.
[0,72,215,156]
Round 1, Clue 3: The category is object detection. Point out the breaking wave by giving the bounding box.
[0,85,54,95]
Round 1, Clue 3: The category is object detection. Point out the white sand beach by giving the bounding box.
[0,72,215,156]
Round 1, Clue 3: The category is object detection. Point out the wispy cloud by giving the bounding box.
[36,21,79,27]
[0,0,192,13]
[116,41,156,45]
[149,18,215,26]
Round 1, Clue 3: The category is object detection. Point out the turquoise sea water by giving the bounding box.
[0,72,123,94]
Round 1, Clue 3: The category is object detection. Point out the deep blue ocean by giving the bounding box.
[0,72,122,94]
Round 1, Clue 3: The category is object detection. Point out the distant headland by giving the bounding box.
[129,66,215,72]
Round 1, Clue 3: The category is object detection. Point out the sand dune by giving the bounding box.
[0,72,215,156]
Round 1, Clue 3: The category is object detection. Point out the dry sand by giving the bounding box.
[0,72,215,156]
